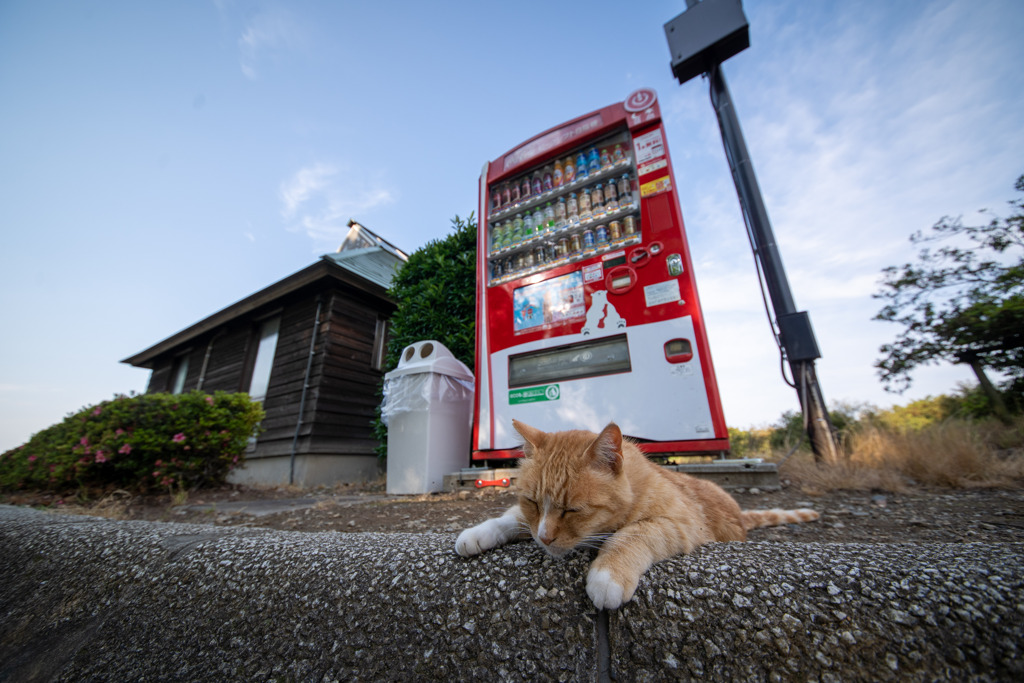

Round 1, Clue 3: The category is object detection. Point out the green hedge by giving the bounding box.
[0,392,264,496]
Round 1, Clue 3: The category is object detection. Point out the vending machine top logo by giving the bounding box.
[625,88,658,113]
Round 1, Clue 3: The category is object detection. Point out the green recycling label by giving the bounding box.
[509,384,560,405]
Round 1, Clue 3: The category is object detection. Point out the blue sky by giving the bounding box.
[1,0,1022,452]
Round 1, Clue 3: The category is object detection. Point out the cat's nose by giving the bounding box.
[539,533,555,546]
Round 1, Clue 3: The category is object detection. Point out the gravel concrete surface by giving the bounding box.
[1,501,1022,682]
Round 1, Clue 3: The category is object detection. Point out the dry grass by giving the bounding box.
[777,416,1024,495]
[57,489,135,520]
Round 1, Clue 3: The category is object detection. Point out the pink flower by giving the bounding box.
[79,437,89,446]
[115,428,125,436]
[95,452,107,464]
[119,444,132,455]
[205,396,215,405]
[92,406,102,416]
[155,459,163,467]
[27,455,37,462]
[172,433,186,443]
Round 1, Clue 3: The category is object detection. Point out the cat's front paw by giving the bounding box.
[455,518,505,557]
[586,567,630,610]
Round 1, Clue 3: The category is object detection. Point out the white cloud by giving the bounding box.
[279,162,395,249]
[237,7,301,80]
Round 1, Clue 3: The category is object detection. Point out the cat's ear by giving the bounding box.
[589,422,623,474]
[513,419,545,457]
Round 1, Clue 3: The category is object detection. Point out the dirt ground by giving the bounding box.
[11,478,1024,545]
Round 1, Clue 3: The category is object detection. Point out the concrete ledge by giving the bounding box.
[1,506,1021,681]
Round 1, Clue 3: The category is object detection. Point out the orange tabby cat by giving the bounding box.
[455,420,819,610]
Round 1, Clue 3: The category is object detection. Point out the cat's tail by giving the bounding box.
[741,508,820,531]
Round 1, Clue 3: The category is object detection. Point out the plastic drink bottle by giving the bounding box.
[555,196,567,227]
[576,152,588,180]
[553,160,564,188]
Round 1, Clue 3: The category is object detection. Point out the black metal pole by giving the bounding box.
[707,62,840,463]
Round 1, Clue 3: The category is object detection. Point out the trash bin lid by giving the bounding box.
[384,340,474,381]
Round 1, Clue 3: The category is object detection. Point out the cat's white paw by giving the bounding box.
[587,567,627,610]
[455,518,507,557]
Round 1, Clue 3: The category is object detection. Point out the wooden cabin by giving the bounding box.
[121,223,407,486]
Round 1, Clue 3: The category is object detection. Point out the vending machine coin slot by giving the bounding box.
[629,246,651,267]
[664,338,694,363]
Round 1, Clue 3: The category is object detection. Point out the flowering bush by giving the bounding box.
[0,392,264,496]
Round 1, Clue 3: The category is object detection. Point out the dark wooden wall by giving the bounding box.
[143,279,394,462]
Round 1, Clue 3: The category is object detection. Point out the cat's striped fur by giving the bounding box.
[456,420,819,610]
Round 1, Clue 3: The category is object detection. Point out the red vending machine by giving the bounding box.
[473,89,728,461]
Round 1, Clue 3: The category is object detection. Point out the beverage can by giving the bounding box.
[564,156,576,184]
[556,237,569,258]
[623,214,637,236]
[587,147,600,174]
[543,168,554,192]
[569,232,582,256]
[596,224,609,247]
[553,159,564,188]
[582,228,596,252]
[609,220,623,242]
[567,192,579,224]
[532,173,543,197]
[534,245,546,267]
[575,152,588,180]
[600,148,612,169]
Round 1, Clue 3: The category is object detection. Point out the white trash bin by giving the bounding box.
[381,340,474,495]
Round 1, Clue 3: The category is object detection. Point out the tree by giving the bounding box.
[372,214,478,459]
[873,173,1024,422]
